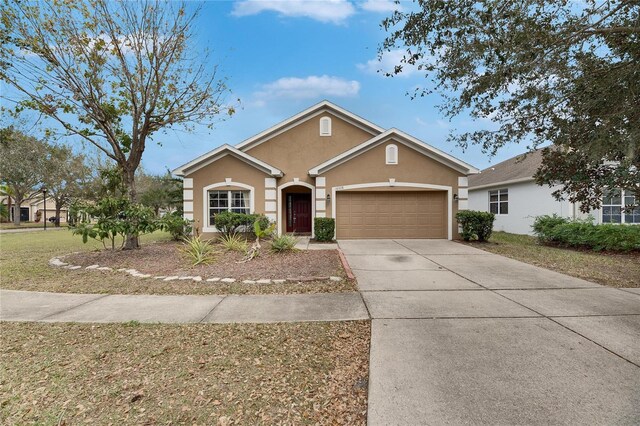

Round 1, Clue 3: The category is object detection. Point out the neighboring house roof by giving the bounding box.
[234,100,385,152]
[172,144,283,177]
[309,128,480,176]
[468,149,544,190]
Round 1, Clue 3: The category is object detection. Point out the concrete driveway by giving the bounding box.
[339,239,640,425]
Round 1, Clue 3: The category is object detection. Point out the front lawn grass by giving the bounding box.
[0,230,355,295]
[467,231,640,288]
[0,321,369,424]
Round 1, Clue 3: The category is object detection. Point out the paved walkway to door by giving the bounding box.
[339,239,640,426]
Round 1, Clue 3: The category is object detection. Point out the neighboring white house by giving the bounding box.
[468,149,639,235]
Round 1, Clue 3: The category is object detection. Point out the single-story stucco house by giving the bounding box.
[173,101,479,240]
[468,149,639,235]
[1,195,68,223]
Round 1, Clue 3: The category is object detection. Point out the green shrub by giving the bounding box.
[314,217,335,242]
[159,211,193,241]
[214,212,270,237]
[270,234,298,253]
[531,214,569,242]
[532,215,640,251]
[218,232,249,253]
[181,236,216,265]
[456,210,496,242]
[71,197,158,250]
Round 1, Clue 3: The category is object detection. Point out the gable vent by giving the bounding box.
[319,116,332,136]
[386,144,398,165]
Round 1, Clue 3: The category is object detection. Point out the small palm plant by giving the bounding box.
[239,220,276,262]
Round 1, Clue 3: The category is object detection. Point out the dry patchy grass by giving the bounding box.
[0,321,370,425]
[466,232,640,288]
[0,231,355,295]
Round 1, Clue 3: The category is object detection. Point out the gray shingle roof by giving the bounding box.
[468,149,544,188]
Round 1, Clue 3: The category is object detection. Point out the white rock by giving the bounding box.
[66,265,82,270]
[206,277,221,282]
[256,279,271,284]
[137,274,151,278]
[220,278,235,283]
[329,276,343,282]
[163,276,179,281]
[178,276,194,280]
[154,276,167,280]
[117,268,127,272]
[97,266,112,271]
[192,276,202,282]
[273,279,286,284]
[85,265,100,270]
[49,258,67,267]
[242,280,256,284]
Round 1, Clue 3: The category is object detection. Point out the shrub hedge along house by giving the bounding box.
[172,101,479,240]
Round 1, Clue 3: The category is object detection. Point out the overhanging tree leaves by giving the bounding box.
[0,0,233,247]
[381,0,639,211]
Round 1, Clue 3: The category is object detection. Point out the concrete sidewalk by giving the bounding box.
[0,290,368,324]
[0,227,67,234]
[340,239,640,426]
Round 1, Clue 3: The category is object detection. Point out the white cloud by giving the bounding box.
[359,0,402,13]
[231,0,356,24]
[357,48,420,77]
[255,75,360,100]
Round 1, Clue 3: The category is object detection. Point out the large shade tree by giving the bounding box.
[381,0,639,211]
[43,144,90,226]
[0,0,232,247]
[0,128,46,225]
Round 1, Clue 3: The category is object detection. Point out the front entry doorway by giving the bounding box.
[286,193,312,233]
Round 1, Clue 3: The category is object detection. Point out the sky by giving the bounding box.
[9,0,531,174]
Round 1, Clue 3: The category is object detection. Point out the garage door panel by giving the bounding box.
[336,191,447,239]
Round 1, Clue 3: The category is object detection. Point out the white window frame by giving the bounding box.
[489,188,508,215]
[602,188,639,224]
[202,182,255,233]
[385,144,398,165]
[319,116,332,136]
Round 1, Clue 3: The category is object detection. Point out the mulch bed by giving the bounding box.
[64,241,344,281]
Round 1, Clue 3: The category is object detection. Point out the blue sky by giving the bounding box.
[10,0,530,174]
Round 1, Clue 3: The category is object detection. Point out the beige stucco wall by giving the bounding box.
[320,140,465,238]
[185,154,269,238]
[246,112,375,186]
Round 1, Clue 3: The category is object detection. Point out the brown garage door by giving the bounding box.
[336,191,447,239]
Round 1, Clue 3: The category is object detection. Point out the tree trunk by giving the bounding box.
[54,204,62,227]
[122,166,139,250]
[12,196,23,226]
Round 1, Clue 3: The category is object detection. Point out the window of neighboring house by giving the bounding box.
[208,190,250,226]
[319,117,332,136]
[602,189,639,224]
[489,189,508,214]
[385,144,398,165]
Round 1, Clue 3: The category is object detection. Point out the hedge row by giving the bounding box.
[532,215,640,252]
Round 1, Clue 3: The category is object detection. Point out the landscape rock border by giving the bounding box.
[48,255,344,285]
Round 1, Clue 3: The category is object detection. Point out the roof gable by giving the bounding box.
[172,144,283,177]
[309,128,479,176]
[234,100,385,152]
